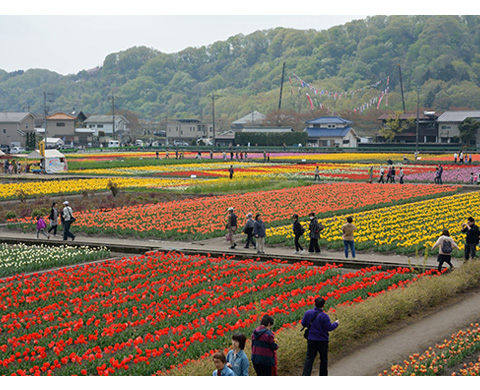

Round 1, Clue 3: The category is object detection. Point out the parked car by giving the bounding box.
[10,146,26,153]
[0,144,10,153]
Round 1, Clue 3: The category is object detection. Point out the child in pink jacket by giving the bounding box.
[36,216,49,239]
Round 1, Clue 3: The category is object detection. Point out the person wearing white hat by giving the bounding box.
[61,201,76,241]
[226,207,238,249]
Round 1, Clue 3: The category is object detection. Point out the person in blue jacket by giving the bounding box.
[212,351,236,376]
[301,297,339,376]
[226,333,249,376]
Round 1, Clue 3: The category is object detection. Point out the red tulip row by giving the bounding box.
[0,252,440,376]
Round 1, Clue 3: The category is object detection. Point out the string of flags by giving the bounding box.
[291,73,390,113]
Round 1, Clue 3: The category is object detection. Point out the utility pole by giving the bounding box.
[416,88,420,153]
[211,92,216,142]
[278,62,286,110]
[43,92,54,150]
[398,64,406,113]
[110,95,116,141]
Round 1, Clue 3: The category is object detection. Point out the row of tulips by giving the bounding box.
[0,251,440,376]
[381,323,480,376]
[267,190,480,256]
[0,177,205,199]
[11,183,458,240]
[0,243,110,278]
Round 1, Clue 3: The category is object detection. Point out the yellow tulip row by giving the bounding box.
[0,177,206,198]
[267,191,480,253]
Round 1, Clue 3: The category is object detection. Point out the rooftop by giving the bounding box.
[305,116,353,125]
[0,112,33,123]
[437,110,480,122]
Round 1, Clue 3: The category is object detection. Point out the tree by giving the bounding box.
[459,117,480,145]
[379,112,415,141]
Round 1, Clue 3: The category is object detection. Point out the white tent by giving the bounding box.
[27,149,67,173]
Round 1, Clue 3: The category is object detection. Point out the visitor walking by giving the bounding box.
[61,201,76,241]
[434,167,440,184]
[308,212,324,254]
[386,166,392,183]
[292,214,305,254]
[301,297,339,376]
[226,333,249,376]
[223,151,227,161]
[251,315,278,376]
[314,166,320,181]
[399,167,405,184]
[36,216,49,239]
[47,202,59,237]
[226,207,238,249]
[432,229,459,273]
[391,166,396,183]
[342,216,357,259]
[242,213,256,249]
[368,166,373,184]
[460,151,464,164]
[378,166,385,183]
[438,164,443,185]
[212,352,236,376]
[454,152,458,163]
[229,165,234,179]
[469,154,473,164]
[253,213,266,254]
[461,217,480,261]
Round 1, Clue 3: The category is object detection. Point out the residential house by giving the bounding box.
[84,114,130,143]
[436,110,480,146]
[166,118,213,145]
[304,116,359,148]
[231,111,266,130]
[377,111,439,143]
[0,112,35,148]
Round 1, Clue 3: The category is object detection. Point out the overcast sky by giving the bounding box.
[0,1,473,76]
[0,15,366,75]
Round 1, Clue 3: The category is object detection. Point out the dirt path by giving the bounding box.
[327,289,480,376]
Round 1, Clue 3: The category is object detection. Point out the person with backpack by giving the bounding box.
[432,229,459,273]
[292,214,305,254]
[308,212,324,254]
[251,315,278,376]
[242,212,256,249]
[226,207,238,249]
[461,217,480,261]
[301,297,339,376]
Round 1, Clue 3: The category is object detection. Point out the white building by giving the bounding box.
[303,116,359,148]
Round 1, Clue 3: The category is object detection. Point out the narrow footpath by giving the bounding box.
[328,289,480,376]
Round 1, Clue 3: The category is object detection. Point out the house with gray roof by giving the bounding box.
[0,112,35,148]
[303,116,359,148]
[231,111,266,130]
[84,114,130,142]
[437,110,480,145]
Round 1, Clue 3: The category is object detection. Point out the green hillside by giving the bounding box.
[1,15,480,133]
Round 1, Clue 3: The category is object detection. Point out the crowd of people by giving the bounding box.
[226,207,479,272]
[226,207,356,259]
[211,299,339,376]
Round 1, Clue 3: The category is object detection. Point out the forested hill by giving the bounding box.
[1,15,480,131]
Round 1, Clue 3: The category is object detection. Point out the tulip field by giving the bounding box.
[0,177,205,199]
[0,250,441,376]
[11,183,458,241]
[268,190,480,256]
[381,323,480,376]
[0,243,110,277]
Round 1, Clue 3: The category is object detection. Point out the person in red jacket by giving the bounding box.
[251,314,278,376]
